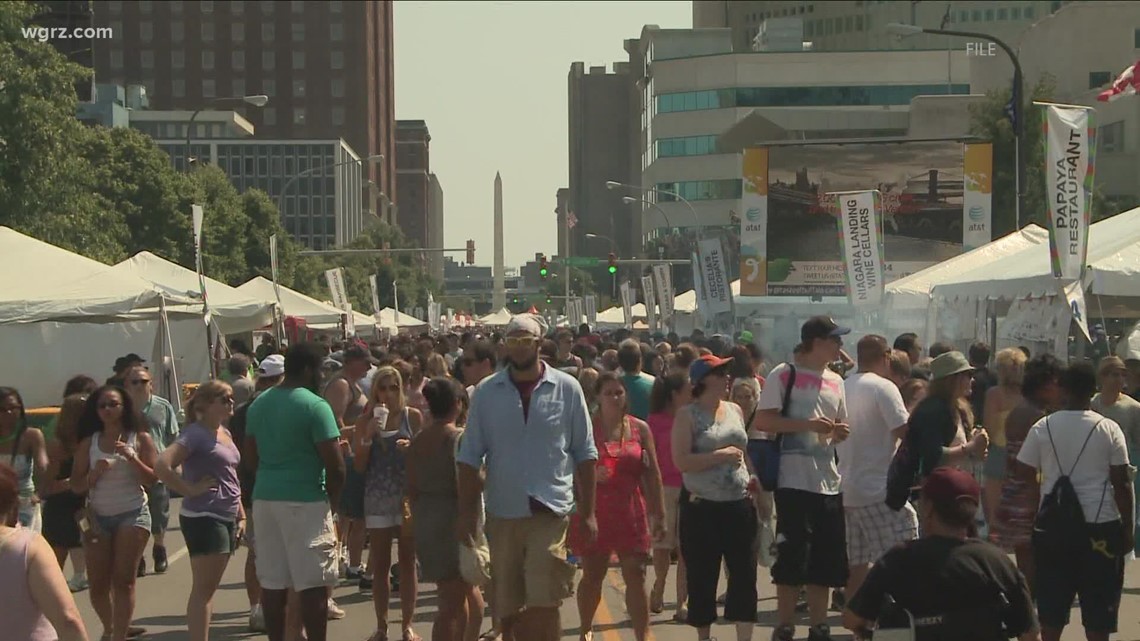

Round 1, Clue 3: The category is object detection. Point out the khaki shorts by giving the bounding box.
[252,500,339,591]
[653,486,683,550]
[486,513,576,615]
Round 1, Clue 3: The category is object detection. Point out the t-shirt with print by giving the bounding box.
[757,362,847,495]
[176,422,242,519]
[1017,410,1130,523]
[836,372,910,507]
[247,386,341,503]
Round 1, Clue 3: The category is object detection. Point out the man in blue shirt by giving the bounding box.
[458,314,598,641]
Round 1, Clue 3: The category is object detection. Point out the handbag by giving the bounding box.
[756,364,795,491]
[458,532,492,587]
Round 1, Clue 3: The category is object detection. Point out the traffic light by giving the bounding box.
[608,253,618,275]
[465,240,475,265]
[539,254,549,279]
[511,296,519,305]
[546,296,553,304]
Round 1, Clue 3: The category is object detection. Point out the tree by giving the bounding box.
[241,189,303,287]
[188,166,250,285]
[969,74,1133,236]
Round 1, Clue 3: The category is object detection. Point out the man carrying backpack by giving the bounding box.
[1015,362,1134,641]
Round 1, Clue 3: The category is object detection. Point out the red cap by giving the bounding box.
[689,354,734,385]
[921,466,981,508]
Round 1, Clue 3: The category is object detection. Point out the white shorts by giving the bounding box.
[845,501,918,566]
[365,513,403,530]
[252,501,339,591]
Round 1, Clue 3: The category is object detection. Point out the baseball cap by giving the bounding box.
[505,313,547,338]
[113,353,146,372]
[689,354,733,386]
[738,330,754,344]
[920,466,981,508]
[257,354,285,378]
[800,316,851,345]
[929,351,973,381]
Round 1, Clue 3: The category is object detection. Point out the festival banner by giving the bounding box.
[740,148,769,296]
[698,238,732,315]
[620,282,634,329]
[343,303,355,337]
[324,268,348,310]
[691,251,708,319]
[584,295,598,326]
[834,190,886,307]
[1063,280,1092,343]
[653,264,673,318]
[1044,105,1096,281]
[428,302,441,331]
[368,275,381,315]
[962,142,993,251]
[641,275,658,333]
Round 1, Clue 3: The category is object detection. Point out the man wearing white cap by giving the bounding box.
[458,313,599,641]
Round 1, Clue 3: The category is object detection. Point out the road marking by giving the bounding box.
[591,568,622,641]
[166,545,190,566]
[598,566,656,641]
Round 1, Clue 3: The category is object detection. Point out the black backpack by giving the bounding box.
[1032,418,1104,555]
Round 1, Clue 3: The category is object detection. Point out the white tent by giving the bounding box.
[236,277,376,336]
[933,207,1140,301]
[112,252,276,334]
[376,308,427,332]
[674,280,742,313]
[597,303,647,325]
[478,308,513,326]
[885,225,1050,311]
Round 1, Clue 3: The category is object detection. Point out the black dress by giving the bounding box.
[42,457,84,549]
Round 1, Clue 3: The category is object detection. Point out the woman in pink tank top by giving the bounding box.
[0,461,89,641]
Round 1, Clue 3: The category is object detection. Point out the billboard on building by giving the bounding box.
[742,140,990,297]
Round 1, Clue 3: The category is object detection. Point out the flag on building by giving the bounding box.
[1098,61,1140,102]
[566,211,578,229]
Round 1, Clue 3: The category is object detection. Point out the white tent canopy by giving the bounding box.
[885,225,1050,311]
[933,207,1140,301]
[0,227,181,323]
[478,308,513,326]
[673,280,741,313]
[236,277,376,336]
[112,252,276,334]
[376,307,427,331]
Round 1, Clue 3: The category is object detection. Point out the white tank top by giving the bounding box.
[88,432,148,516]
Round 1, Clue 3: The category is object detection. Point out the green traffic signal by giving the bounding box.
[539,267,548,277]
[608,265,617,274]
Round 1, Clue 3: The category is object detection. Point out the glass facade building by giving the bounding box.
[656,83,972,113]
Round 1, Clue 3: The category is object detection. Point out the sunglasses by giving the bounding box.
[98,402,123,410]
[505,336,539,348]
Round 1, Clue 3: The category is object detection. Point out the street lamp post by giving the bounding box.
[887,22,1024,229]
[183,94,269,172]
[278,154,384,246]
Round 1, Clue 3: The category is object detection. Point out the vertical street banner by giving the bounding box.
[698,238,732,315]
[343,303,355,337]
[1045,105,1096,281]
[1063,280,1092,343]
[324,268,348,310]
[269,234,281,300]
[428,302,441,331]
[691,251,708,320]
[368,274,381,315]
[653,264,673,319]
[191,204,207,307]
[641,275,658,333]
[584,295,598,326]
[962,142,993,251]
[834,190,886,307]
[740,147,769,296]
[620,281,634,329]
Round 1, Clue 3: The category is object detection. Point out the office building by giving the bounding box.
[567,62,637,262]
[91,0,396,213]
[33,1,96,101]
[443,259,529,314]
[395,120,433,267]
[692,0,1078,53]
[428,173,444,283]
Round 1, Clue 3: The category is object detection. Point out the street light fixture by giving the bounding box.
[886,21,1025,229]
[183,94,270,172]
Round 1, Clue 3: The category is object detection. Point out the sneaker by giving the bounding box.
[137,558,146,578]
[807,623,833,641]
[359,574,373,596]
[346,565,364,582]
[771,624,795,641]
[67,576,89,593]
[153,545,168,574]
[248,605,266,632]
[327,597,346,620]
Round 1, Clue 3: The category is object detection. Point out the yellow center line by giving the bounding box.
[590,564,655,641]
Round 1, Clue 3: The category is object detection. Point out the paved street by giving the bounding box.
[74,503,1140,641]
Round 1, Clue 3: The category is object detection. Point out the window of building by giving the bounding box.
[171,1,182,14]
[107,1,121,12]
[170,49,184,68]
[201,22,214,41]
[203,79,216,97]
[171,21,183,42]
[971,9,981,21]
[293,79,306,97]
[330,0,342,12]
[201,0,213,12]
[1101,121,1124,152]
[1050,0,1061,12]
[656,83,971,113]
[958,10,968,22]
[231,50,244,70]
[138,0,152,13]
[1089,71,1112,88]
[231,1,243,13]
[983,8,993,20]
[331,78,345,98]
[260,1,273,14]
[264,78,275,96]
[1012,7,1021,19]
[232,78,245,97]
[141,50,154,69]
[262,51,275,70]
[654,180,743,202]
[110,49,123,69]
[331,50,344,69]
[655,135,719,158]
[332,107,345,126]
[263,108,276,126]
[262,22,274,41]
[292,22,305,42]
[202,50,214,70]
[1025,6,1035,18]
[330,22,344,40]
[293,51,305,69]
[805,21,814,37]
[292,0,304,13]
[855,14,864,30]
[997,7,1007,19]
[139,21,153,42]
[845,16,853,32]
[231,22,243,41]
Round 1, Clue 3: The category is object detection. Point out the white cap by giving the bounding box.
[257,354,285,378]
[505,313,547,337]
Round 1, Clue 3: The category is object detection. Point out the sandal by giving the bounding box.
[402,629,422,641]
[579,632,593,641]
[649,585,665,614]
[479,629,502,641]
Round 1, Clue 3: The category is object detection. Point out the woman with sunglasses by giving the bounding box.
[70,385,158,641]
[571,371,666,641]
[0,387,48,532]
[354,365,423,641]
[155,381,244,641]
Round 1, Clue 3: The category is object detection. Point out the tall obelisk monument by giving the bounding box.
[492,172,506,310]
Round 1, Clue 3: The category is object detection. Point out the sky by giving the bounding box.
[393,0,691,269]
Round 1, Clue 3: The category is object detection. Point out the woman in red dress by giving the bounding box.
[571,372,667,641]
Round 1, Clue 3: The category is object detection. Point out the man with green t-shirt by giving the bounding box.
[617,339,655,420]
[246,342,346,641]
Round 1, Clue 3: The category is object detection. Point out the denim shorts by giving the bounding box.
[94,505,152,535]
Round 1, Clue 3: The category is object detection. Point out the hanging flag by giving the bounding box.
[368,274,381,315]
[191,204,207,307]
[641,274,658,333]
[739,147,769,296]
[691,250,709,320]
[584,295,598,326]
[834,190,886,307]
[619,282,634,329]
[1063,280,1092,343]
[342,302,355,337]
[1044,105,1096,281]
[324,268,348,309]
[566,211,578,229]
[653,264,673,319]
[1097,61,1140,102]
[962,143,994,251]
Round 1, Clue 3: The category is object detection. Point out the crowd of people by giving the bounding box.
[3,313,1140,641]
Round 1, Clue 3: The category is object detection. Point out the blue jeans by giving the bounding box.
[94,505,152,535]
